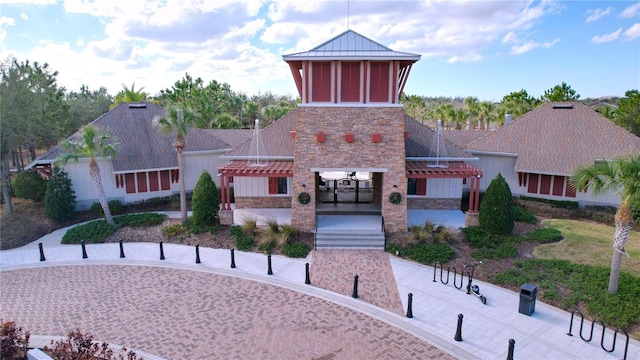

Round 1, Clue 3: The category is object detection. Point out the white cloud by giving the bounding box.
[623,23,640,41]
[20,13,29,20]
[620,3,640,18]
[502,32,519,44]
[510,39,560,55]
[591,28,622,43]
[447,53,483,64]
[0,16,15,27]
[586,7,612,22]
[0,0,55,3]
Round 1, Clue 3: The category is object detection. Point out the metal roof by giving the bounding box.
[283,30,421,61]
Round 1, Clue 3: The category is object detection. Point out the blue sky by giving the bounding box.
[1,0,638,101]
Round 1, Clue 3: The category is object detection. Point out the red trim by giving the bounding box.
[552,176,564,196]
[125,173,136,194]
[527,174,539,194]
[219,161,294,177]
[345,133,354,143]
[540,175,552,195]
[149,171,159,192]
[334,60,339,103]
[369,62,390,102]
[469,176,476,213]
[290,130,296,139]
[136,172,148,193]
[363,60,368,104]
[288,62,303,99]
[220,175,226,210]
[416,178,427,195]
[391,61,398,103]
[225,175,231,209]
[311,62,331,102]
[340,61,360,102]
[406,162,483,179]
[372,133,382,143]
[160,170,170,190]
[304,61,309,103]
[316,132,326,143]
[268,177,279,194]
[474,177,481,212]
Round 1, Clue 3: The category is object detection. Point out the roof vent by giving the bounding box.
[128,103,147,109]
[552,104,573,109]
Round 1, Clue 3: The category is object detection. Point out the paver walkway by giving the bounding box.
[1,265,453,359]
[310,249,404,316]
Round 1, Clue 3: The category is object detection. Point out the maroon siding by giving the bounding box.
[416,178,427,195]
[527,174,539,194]
[565,181,577,198]
[137,172,148,193]
[552,176,564,196]
[539,175,552,195]
[340,62,360,102]
[160,171,170,190]
[268,177,278,194]
[369,62,389,102]
[149,171,159,192]
[125,173,136,194]
[312,62,332,102]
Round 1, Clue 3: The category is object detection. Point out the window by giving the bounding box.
[527,174,539,194]
[407,178,426,195]
[268,177,288,195]
[115,174,124,189]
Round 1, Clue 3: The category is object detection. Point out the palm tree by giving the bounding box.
[154,107,198,223]
[572,154,640,294]
[110,83,149,109]
[463,96,479,130]
[478,101,497,130]
[57,125,118,226]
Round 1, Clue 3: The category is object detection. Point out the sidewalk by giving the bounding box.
[1,213,638,360]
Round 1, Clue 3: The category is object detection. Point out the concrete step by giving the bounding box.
[314,231,386,249]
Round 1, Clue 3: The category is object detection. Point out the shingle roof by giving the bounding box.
[466,102,640,175]
[440,130,491,150]
[283,30,420,61]
[404,116,472,158]
[223,111,297,158]
[32,102,251,172]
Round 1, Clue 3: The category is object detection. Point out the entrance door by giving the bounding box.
[317,171,373,203]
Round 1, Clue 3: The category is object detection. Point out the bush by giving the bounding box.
[519,196,579,209]
[1,320,30,360]
[282,242,310,258]
[230,225,244,237]
[471,243,517,260]
[13,171,47,202]
[235,235,254,250]
[62,219,116,244]
[240,216,258,236]
[163,223,185,238]
[280,225,299,245]
[45,328,139,359]
[44,167,76,223]
[191,170,220,226]
[258,234,277,254]
[514,206,537,224]
[407,243,455,264]
[461,226,493,248]
[116,213,165,227]
[479,173,514,235]
[90,200,124,216]
[525,228,563,243]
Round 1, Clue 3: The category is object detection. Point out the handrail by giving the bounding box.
[314,214,317,250]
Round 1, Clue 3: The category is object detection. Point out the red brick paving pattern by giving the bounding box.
[1,265,454,360]
[310,250,405,316]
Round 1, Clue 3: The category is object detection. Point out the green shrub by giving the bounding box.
[282,242,310,258]
[258,236,277,254]
[479,173,514,235]
[280,225,299,246]
[525,228,563,243]
[235,235,254,250]
[240,216,258,236]
[406,243,455,264]
[62,220,116,244]
[13,171,47,202]
[44,167,76,223]
[230,225,244,237]
[163,223,185,237]
[471,243,517,260]
[116,213,165,227]
[519,196,579,209]
[266,219,279,233]
[461,226,494,248]
[90,200,124,216]
[514,206,537,224]
[191,170,220,226]
[385,242,403,255]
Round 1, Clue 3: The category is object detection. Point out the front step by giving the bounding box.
[314,230,386,249]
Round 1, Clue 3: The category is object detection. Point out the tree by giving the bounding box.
[154,107,198,223]
[57,125,118,226]
[497,89,538,121]
[111,83,149,109]
[242,101,259,128]
[478,101,497,130]
[479,173,514,235]
[614,90,640,137]
[13,171,47,202]
[572,155,640,294]
[463,96,479,130]
[44,166,76,223]
[65,85,112,135]
[191,170,220,226]
[542,82,580,102]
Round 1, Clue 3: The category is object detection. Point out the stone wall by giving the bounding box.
[407,197,461,210]
[291,106,407,232]
[235,196,291,208]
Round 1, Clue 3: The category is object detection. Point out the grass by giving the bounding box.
[534,219,640,276]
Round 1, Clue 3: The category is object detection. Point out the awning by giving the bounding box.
[219,160,294,177]
[406,162,482,178]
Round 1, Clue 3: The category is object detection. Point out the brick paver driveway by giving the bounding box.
[1,265,453,359]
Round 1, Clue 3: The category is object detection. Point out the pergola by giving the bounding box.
[218,160,483,213]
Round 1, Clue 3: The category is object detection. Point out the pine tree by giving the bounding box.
[479,173,514,235]
[191,170,220,226]
[44,167,76,223]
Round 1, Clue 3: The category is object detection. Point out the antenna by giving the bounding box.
[248,119,268,167]
[347,0,350,29]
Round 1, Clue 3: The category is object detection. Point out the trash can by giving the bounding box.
[519,283,537,316]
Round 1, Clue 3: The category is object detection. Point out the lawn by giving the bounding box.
[534,219,640,276]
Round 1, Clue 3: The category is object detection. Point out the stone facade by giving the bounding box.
[407,197,461,210]
[236,196,292,209]
[291,106,407,232]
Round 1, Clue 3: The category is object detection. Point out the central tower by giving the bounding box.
[283,30,420,232]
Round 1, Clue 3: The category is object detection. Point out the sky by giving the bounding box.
[0,0,638,102]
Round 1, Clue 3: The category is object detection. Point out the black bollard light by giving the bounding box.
[267,254,273,275]
[506,339,515,360]
[406,293,414,318]
[81,240,88,259]
[119,240,125,258]
[230,249,236,268]
[352,274,359,299]
[454,314,463,341]
[38,242,46,262]
[305,262,311,285]
[159,241,165,260]
[195,245,201,264]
